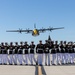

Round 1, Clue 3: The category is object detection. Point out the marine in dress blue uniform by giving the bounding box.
[29,41,37,65]
[36,40,44,66]
[23,41,29,65]
[13,42,19,65]
[9,42,14,65]
[4,42,9,65]
[18,42,24,65]
[1,42,5,65]
[44,40,50,66]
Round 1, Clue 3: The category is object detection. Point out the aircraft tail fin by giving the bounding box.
[34,23,36,28]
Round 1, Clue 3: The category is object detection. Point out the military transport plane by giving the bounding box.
[6,25,64,36]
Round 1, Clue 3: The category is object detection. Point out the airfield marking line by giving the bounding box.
[38,66,42,75]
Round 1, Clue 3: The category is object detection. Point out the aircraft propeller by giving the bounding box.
[18,28,22,33]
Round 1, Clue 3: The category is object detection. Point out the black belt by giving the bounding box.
[30,50,34,53]
[24,49,28,54]
[18,49,23,54]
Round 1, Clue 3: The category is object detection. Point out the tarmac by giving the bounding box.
[0,65,75,75]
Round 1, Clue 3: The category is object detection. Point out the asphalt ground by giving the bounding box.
[0,65,75,75]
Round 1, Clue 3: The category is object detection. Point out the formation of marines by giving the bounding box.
[0,40,75,66]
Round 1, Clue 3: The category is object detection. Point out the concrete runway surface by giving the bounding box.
[0,65,75,75]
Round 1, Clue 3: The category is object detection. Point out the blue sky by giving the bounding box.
[0,0,75,44]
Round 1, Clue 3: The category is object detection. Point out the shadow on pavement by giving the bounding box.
[35,66,38,75]
[35,65,47,75]
[41,66,47,75]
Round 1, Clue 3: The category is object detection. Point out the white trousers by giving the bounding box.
[61,53,66,64]
[69,53,74,63]
[37,54,43,65]
[74,53,75,59]
[8,54,14,64]
[24,54,29,65]
[0,54,2,64]
[2,54,8,64]
[72,53,75,63]
[57,53,61,64]
[14,54,18,64]
[29,54,36,64]
[65,53,69,63]
[45,53,50,65]
[52,54,56,64]
[17,54,24,64]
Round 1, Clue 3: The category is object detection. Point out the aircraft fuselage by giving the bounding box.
[32,29,39,36]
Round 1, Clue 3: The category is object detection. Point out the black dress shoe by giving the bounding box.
[52,64,55,65]
[48,64,50,66]
[31,64,33,66]
[20,64,22,65]
[66,63,69,65]
[9,64,12,65]
[57,63,60,65]
[62,63,65,65]
[25,64,28,66]
[4,63,7,65]
[45,64,47,66]
[0,63,2,65]
[36,62,38,65]
[14,64,17,65]
[65,63,67,64]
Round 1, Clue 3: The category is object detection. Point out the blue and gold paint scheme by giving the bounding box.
[32,29,39,36]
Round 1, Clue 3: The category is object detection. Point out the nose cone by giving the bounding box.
[33,29,38,34]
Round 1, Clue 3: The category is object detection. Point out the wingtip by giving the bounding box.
[6,30,13,32]
[6,30,10,32]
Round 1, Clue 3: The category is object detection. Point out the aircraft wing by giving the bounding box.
[6,29,33,33]
[38,27,64,32]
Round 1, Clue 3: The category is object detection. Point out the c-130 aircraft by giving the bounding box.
[6,24,64,36]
